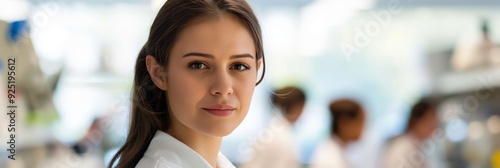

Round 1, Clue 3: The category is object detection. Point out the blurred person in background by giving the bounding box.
[72,118,104,156]
[310,99,366,168]
[108,0,265,167]
[239,86,306,168]
[381,99,439,168]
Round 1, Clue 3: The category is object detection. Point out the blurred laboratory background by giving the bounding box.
[1,0,500,167]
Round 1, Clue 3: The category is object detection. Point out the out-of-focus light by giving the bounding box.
[298,0,372,57]
[445,118,467,142]
[316,0,374,10]
[441,101,463,122]
[493,149,500,168]
[0,0,31,21]
[65,34,101,74]
[263,10,296,56]
[151,0,167,10]
[467,121,484,140]
[487,115,500,134]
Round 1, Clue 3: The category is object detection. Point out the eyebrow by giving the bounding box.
[182,52,255,59]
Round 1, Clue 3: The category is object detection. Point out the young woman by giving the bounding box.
[108,0,265,167]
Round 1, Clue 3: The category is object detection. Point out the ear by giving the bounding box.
[146,55,168,90]
[257,58,262,71]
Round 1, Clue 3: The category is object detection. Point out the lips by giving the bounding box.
[202,104,235,117]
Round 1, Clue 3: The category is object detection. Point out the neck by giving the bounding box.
[167,122,221,168]
[333,135,348,148]
[483,33,489,40]
[408,130,426,144]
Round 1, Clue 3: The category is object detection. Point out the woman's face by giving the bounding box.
[166,14,261,137]
[414,108,438,140]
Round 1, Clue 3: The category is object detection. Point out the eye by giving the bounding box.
[188,61,209,69]
[231,63,250,71]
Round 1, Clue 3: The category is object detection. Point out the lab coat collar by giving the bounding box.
[141,130,235,168]
[331,135,347,149]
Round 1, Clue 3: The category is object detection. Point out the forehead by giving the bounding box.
[171,14,256,57]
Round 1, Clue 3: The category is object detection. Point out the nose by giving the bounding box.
[210,70,234,96]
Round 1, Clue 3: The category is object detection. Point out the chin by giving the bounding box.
[200,124,238,137]
[211,131,233,137]
[204,130,234,137]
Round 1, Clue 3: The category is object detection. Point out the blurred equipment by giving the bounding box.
[0,19,60,168]
[0,19,59,124]
[452,19,500,71]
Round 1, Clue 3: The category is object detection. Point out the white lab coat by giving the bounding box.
[239,113,301,168]
[382,133,429,168]
[136,131,235,168]
[309,136,352,168]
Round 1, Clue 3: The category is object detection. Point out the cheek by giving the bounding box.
[349,120,364,134]
[427,121,438,131]
[234,74,257,110]
[167,70,205,116]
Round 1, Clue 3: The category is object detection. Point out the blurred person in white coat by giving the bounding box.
[310,99,366,168]
[239,86,306,168]
[381,99,439,168]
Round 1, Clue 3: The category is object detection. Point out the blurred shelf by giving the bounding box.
[61,72,133,90]
[434,66,500,97]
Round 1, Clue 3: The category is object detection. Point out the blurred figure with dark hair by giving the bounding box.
[240,86,305,168]
[310,99,366,168]
[271,86,306,124]
[382,99,439,168]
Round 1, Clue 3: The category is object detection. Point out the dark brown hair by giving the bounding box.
[329,99,362,136]
[405,99,436,133]
[108,0,265,167]
[271,86,306,114]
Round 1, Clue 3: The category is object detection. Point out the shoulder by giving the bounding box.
[135,155,160,168]
[136,154,183,168]
[217,153,236,168]
[310,140,349,168]
[136,131,232,168]
[386,134,416,152]
[312,138,344,159]
[383,134,418,162]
